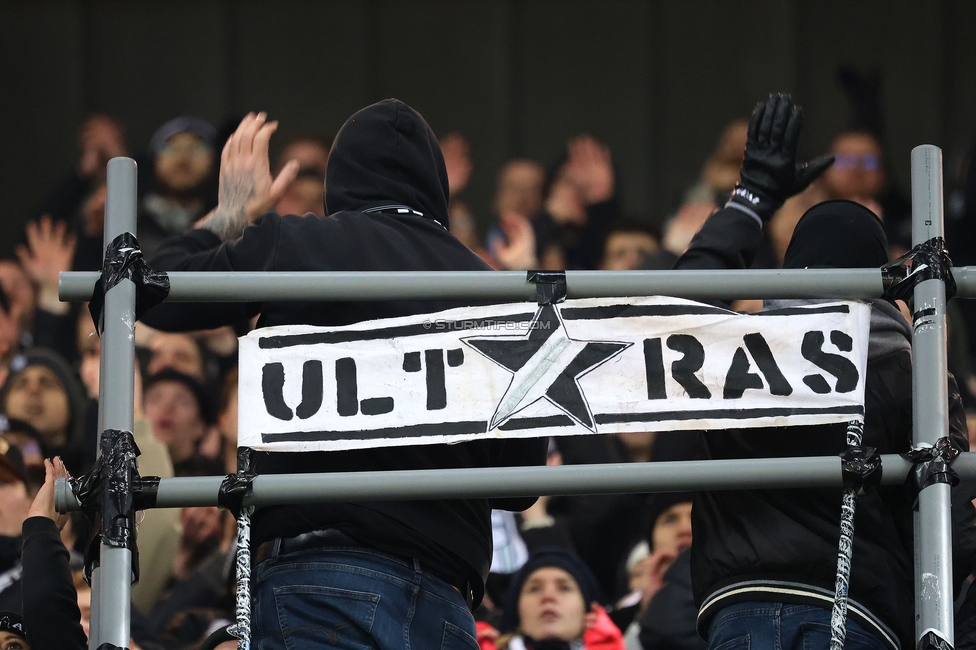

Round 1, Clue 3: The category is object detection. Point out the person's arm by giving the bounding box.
[141,112,300,332]
[675,93,832,274]
[22,459,88,650]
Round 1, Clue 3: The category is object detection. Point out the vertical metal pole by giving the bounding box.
[90,157,137,649]
[910,145,954,647]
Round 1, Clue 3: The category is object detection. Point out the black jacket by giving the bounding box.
[142,99,547,606]
[673,206,972,650]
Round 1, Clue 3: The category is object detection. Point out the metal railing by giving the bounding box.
[56,145,972,649]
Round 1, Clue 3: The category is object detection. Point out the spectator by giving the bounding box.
[38,115,128,226]
[495,160,546,221]
[274,168,326,217]
[479,547,624,650]
[685,118,749,205]
[600,222,661,271]
[533,135,620,270]
[144,331,209,384]
[276,133,330,179]
[142,369,216,473]
[0,612,27,650]
[141,101,547,648]
[0,349,87,474]
[139,116,219,257]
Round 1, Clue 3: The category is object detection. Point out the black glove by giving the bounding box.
[728,93,834,223]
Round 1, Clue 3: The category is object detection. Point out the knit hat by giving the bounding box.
[0,348,88,448]
[501,547,602,633]
[0,611,26,640]
[148,116,217,158]
[643,491,694,549]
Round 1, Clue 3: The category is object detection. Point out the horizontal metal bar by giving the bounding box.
[55,452,976,512]
[61,268,894,302]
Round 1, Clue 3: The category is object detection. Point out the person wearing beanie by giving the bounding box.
[0,611,28,649]
[477,547,623,650]
[676,194,973,650]
[0,348,87,475]
[139,115,219,257]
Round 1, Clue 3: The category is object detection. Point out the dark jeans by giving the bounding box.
[706,602,890,650]
[253,546,478,649]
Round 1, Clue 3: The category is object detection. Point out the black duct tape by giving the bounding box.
[95,645,126,650]
[74,429,142,584]
[88,233,170,333]
[527,271,567,305]
[218,447,256,519]
[131,476,160,511]
[916,630,953,650]
[902,437,961,495]
[881,237,956,304]
[839,446,882,493]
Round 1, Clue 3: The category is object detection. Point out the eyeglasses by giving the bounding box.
[833,153,880,171]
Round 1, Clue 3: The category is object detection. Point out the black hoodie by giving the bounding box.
[143,99,548,604]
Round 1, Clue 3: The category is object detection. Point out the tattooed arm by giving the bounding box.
[198,112,300,241]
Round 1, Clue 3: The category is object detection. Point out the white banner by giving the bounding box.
[238,297,871,452]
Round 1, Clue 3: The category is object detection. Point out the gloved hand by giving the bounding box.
[728,93,834,223]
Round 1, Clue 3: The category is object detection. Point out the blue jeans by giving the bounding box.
[706,602,890,650]
[253,546,478,650]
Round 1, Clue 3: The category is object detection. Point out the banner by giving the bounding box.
[238,297,871,452]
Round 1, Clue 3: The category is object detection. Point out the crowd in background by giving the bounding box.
[0,91,976,650]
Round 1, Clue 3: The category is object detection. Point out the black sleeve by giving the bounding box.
[487,437,549,511]
[673,206,764,272]
[140,216,285,331]
[21,517,87,650]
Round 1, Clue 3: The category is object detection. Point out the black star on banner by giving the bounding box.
[463,305,630,431]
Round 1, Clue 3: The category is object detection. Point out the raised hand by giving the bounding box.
[490,212,539,270]
[564,135,615,205]
[730,93,834,222]
[440,132,472,197]
[16,216,76,314]
[78,115,127,180]
[198,112,300,241]
[27,457,69,530]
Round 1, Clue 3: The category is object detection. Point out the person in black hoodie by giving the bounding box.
[671,94,973,650]
[141,99,548,649]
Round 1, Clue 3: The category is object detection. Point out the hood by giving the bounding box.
[325,99,450,229]
[783,199,888,270]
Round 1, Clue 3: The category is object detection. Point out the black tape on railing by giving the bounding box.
[218,447,256,519]
[839,446,882,493]
[73,429,141,584]
[916,630,953,650]
[88,233,170,332]
[881,237,956,303]
[902,437,961,495]
[527,271,567,305]
[95,644,126,650]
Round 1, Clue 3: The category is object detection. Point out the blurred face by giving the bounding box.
[276,176,325,217]
[518,567,587,642]
[651,502,693,556]
[4,366,70,447]
[824,133,885,202]
[279,140,329,177]
[601,232,658,270]
[154,132,213,193]
[0,632,27,650]
[495,161,545,218]
[147,333,205,382]
[144,380,205,462]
